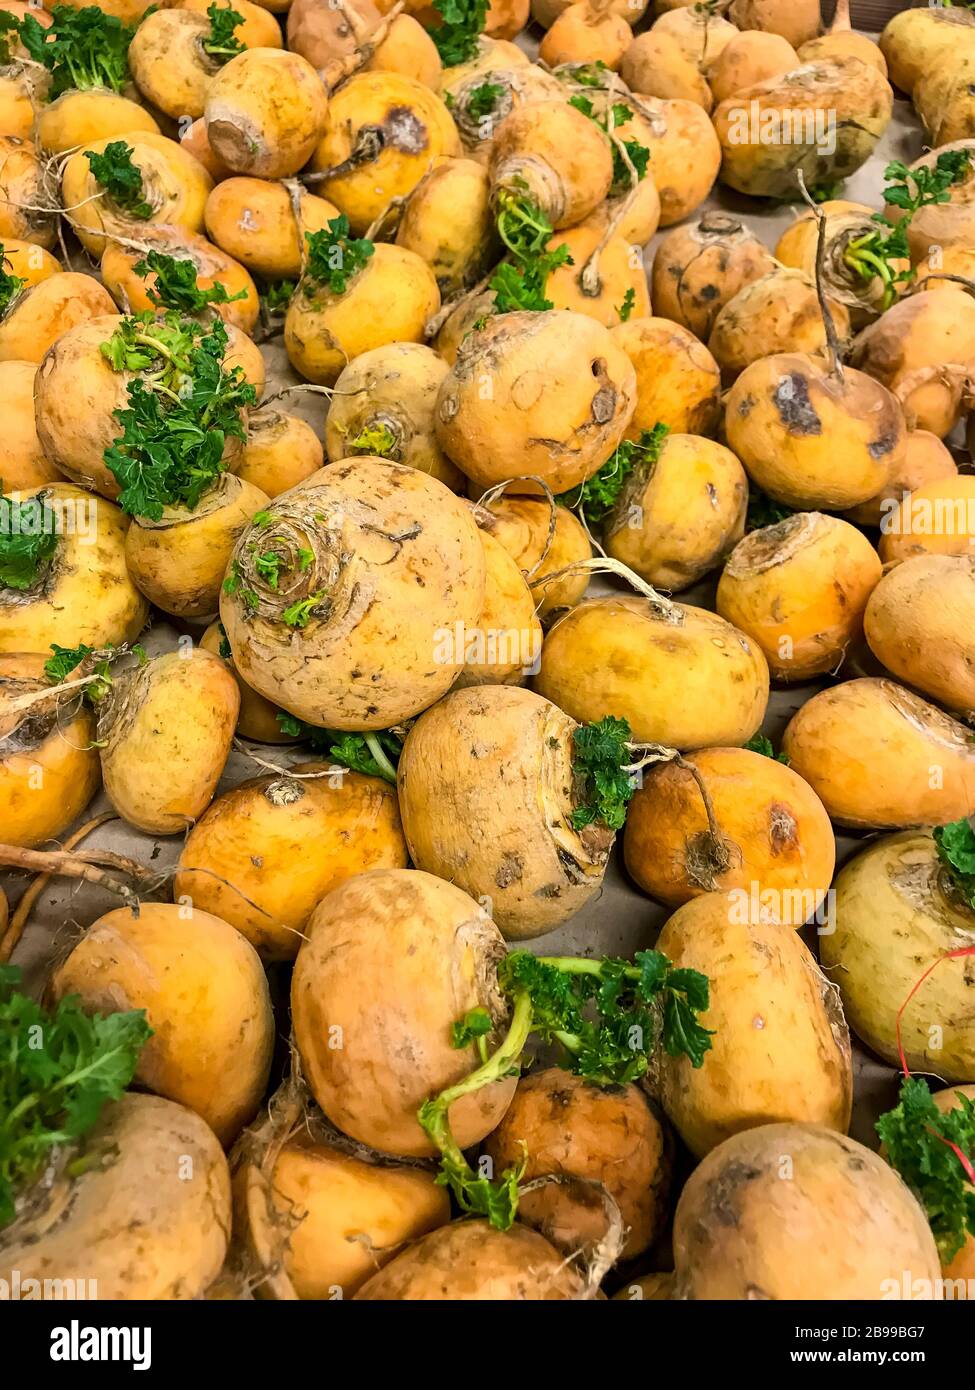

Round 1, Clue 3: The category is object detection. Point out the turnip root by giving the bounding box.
[534,595,769,750]
[0,271,115,364]
[709,271,853,384]
[655,893,851,1157]
[844,430,957,530]
[97,647,239,833]
[0,236,59,289]
[727,0,820,50]
[798,0,885,79]
[543,224,649,328]
[100,226,259,334]
[706,31,798,104]
[397,686,613,938]
[612,316,721,437]
[129,8,236,120]
[480,495,591,619]
[652,4,736,68]
[673,1123,940,1300]
[888,142,975,260]
[483,1068,672,1258]
[396,158,497,298]
[174,763,407,959]
[822,832,975,1083]
[0,483,148,654]
[878,477,975,566]
[0,653,100,848]
[435,310,637,494]
[180,0,284,49]
[220,459,485,730]
[624,746,835,920]
[180,116,232,182]
[627,95,720,226]
[35,89,159,157]
[725,352,905,510]
[614,1273,674,1300]
[0,359,62,489]
[486,0,531,39]
[237,407,324,498]
[774,201,911,326]
[650,213,776,341]
[200,618,298,743]
[355,1219,586,1299]
[0,63,47,142]
[205,177,340,280]
[444,66,562,165]
[0,1093,232,1300]
[363,14,442,89]
[292,868,517,1156]
[489,99,613,230]
[454,518,541,688]
[619,32,712,111]
[205,48,328,179]
[880,5,975,97]
[574,163,662,249]
[716,512,882,681]
[324,342,462,491]
[0,136,57,248]
[538,4,631,72]
[285,0,381,67]
[533,0,643,26]
[781,679,975,830]
[864,556,975,721]
[53,903,274,1143]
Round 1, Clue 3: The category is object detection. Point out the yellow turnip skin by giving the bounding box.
[221,459,486,731]
[728,0,819,49]
[543,224,649,329]
[292,868,517,1157]
[101,226,259,334]
[799,30,886,79]
[651,213,777,341]
[576,163,662,248]
[0,484,148,655]
[446,66,563,166]
[238,407,324,498]
[484,1068,673,1259]
[285,0,380,67]
[0,136,57,248]
[355,1219,587,1299]
[621,31,713,110]
[179,0,283,48]
[888,141,975,261]
[205,48,328,179]
[652,5,735,68]
[864,555,975,720]
[880,6,975,97]
[309,72,459,235]
[485,0,530,38]
[706,31,799,104]
[0,272,115,365]
[0,237,59,289]
[456,522,541,688]
[395,158,497,298]
[539,4,631,71]
[98,647,240,834]
[534,595,769,750]
[725,353,904,510]
[624,95,720,227]
[879,476,975,567]
[36,88,160,156]
[0,64,47,142]
[656,893,852,1158]
[931,1086,975,1282]
[0,653,100,848]
[624,747,835,921]
[481,497,591,619]
[180,115,232,181]
[673,1123,940,1300]
[174,764,407,959]
[53,903,274,1144]
[0,1094,232,1301]
[397,686,611,939]
[489,99,613,230]
[205,178,339,280]
[612,316,721,438]
[911,55,975,149]
[709,271,853,385]
[822,832,975,1084]
[200,618,297,743]
[844,429,956,530]
[324,341,461,490]
[716,512,882,681]
[0,359,63,490]
[782,678,975,830]
[614,1273,674,1301]
[435,310,637,495]
[605,432,747,592]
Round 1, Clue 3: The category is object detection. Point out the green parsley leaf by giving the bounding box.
[617,286,636,322]
[303,217,374,297]
[85,141,152,220]
[570,715,634,831]
[934,819,975,911]
[465,80,503,121]
[557,424,669,528]
[0,493,59,591]
[0,244,26,317]
[744,732,790,766]
[202,2,245,61]
[20,5,135,99]
[428,0,486,66]
[134,250,247,314]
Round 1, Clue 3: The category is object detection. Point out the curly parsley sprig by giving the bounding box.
[274,713,402,784]
[557,424,669,529]
[933,818,975,911]
[0,492,59,592]
[85,141,153,220]
[134,250,248,315]
[201,2,245,62]
[303,218,374,297]
[427,0,486,67]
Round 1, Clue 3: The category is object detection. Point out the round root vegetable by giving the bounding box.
[614,1273,674,1300]
[0,653,100,848]
[713,59,893,200]
[543,224,649,329]
[435,310,637,495]
[656,894,852,1158]
[705,31,798,105]
[199,618,297,742]
[538,4,631,72]
[443,65,562,166]
[285,0,381,66]
[308,73,459,235]
[0,1093,232,1301]
[53,903,273,1143]
[888,142,975,260]
[880,6,975,97]
[324,341,461,490]
[725,352,904,510]
[716,512,882,681]
[397,686,612,939]
[205,47,328,179]
[174,764,407,959]
[878,477,975,566]
[0,136,57,248]
[237,407,324,498]
[652,5,736,68]
[100,227,259,335]
[0,359,63,489]
[709,271,853,384]
[292,868,517,1156]
[822,831,975,1083]
[604,432,747,591]
[480,496,591,619]
[650,213,776,341]
[0,484,148,654]
[727,0,819,48]
[626,95,720,226]
[395,158,497,299]
[774,200,910,326]
[0,237,59,289]
[575,161,662,248]
[612,316,721,437]
[624,746,835,919]
[128,8,224,120]
[438,35,529,93]
[456,520,541,688]
[673,1123,940,1300]
[485,0,530,39]
[0,271,115,365]
[620,32,713,110]
[180,0,284,49]
[800,33,886,81]
[0,66,46,142]
[363,14,442,89]
[489,99,613,230]
[534,595,769,751]
[849,289,975,439]
[864,556,975,720]
[220,459,485,730]
[124,474,270,619]
[35,89,159,157]
[355,1219,586,1300]
[483,1068,672,1259]
[205,178,339,280]
[97,648,239,834]
[781,678,975,830]
[844,430,957,530]
[434,284,497,365]
[61,133,212,259]
[180,116,232,182]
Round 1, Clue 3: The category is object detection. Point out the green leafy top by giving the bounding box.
[489,187,572,315]
[563,61,610,89]
[259,278,295,315]
[558,424,669,528]
[275,712,401,784]
[201,2,245,62]
[744,732,790,766]
[934,819,975,911]
[568,93,650,197]
[0,964,151,1229]
[617,286,636,323]
[347,422,397,458]
[570,715,634,832]
[43,641,145,702]
[134,250,247,315]
[0,13,20,69]
[0,492,59,591]
[877,1076,975,1264]
[85,140,152,220]
[0,245,25,318]
[20,5,135,98]
[465,80,503,121]
[746,486,794,532]
[303,218,374,297]
[429,0,486,67]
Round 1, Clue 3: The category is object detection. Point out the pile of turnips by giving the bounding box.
[0,0,973,1305]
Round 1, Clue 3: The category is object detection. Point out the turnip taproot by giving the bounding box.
[205,47,328,179]
[237,407,324,498]
[612,316,721,437]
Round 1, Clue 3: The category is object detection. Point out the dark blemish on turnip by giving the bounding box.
[772,373,822,435]
[867,432,897,459]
